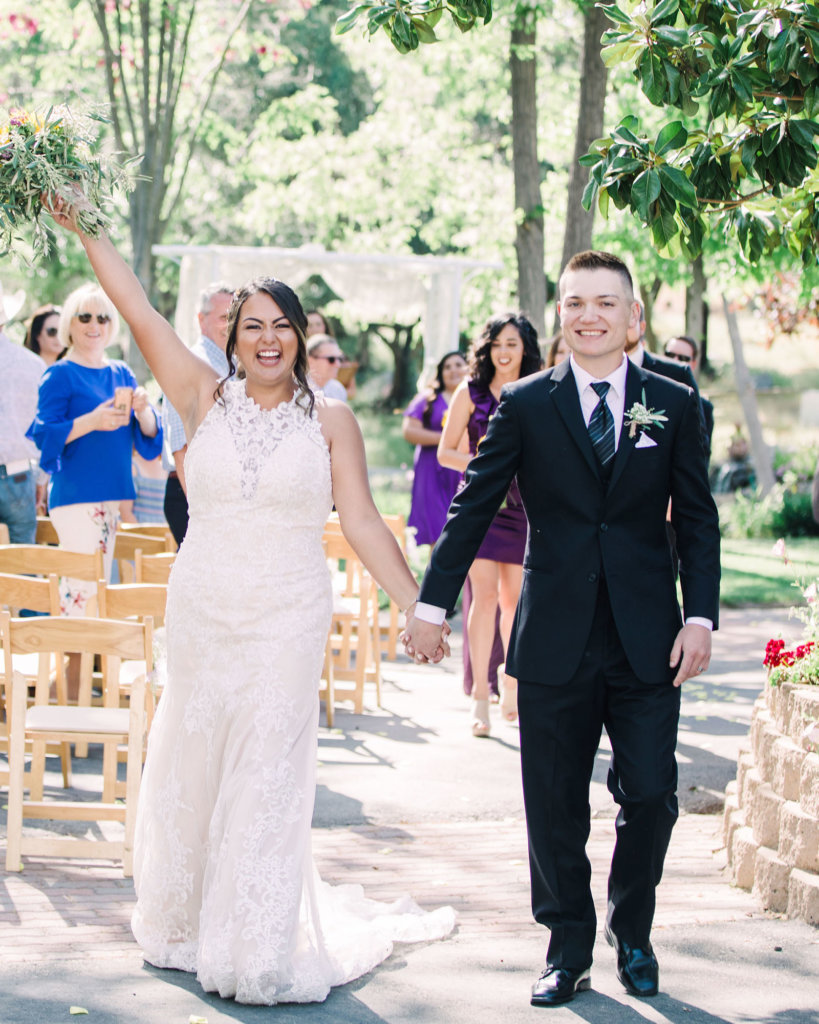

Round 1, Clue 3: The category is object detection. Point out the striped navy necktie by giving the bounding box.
[588,381,615,468]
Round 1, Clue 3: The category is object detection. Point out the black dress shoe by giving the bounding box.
[530,965,591,1007]
[605,923,659,997]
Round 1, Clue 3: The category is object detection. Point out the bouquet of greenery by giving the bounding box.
[0,107,133,260]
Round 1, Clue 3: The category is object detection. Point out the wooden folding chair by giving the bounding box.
[98,579,168,730]
[113,531,170,583]
[3,613,152,876]
[0,524,8,545]
[118,521,177,552]
[323,529,382,714]
[134,550,176,584]
[0,572,70,790]
[0,545,108,759]
[35,516,60,545]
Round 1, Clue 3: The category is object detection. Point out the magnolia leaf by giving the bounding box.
[188,1017,209,1024]
[650,0,679,25]
[69,1010,88,1017]
[654,120,687,156]
[638,48,667,105]
[631,168,662,219]
[658,164,698,208]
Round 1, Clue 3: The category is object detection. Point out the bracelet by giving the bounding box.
[401,600,417,615]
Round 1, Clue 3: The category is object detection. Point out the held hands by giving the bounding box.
[400,608,452,665]
[669,623,712,688]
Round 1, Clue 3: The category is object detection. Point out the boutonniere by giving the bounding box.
[624,388,668,439]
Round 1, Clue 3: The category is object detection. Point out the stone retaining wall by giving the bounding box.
[723,681,819,924]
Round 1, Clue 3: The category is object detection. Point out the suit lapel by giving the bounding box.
[549,361,601,480]
[608,360,649,492]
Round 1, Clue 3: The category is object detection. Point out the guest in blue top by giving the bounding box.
[27,282,162,615]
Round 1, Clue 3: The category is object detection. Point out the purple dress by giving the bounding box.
[405,391,461,547]
[462,381,527,695]
[466,381,528,564]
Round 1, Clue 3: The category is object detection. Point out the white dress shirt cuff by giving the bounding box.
[685,617,713,631]
[414,601,447,626]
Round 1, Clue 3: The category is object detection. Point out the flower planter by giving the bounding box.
[723,681,819,924]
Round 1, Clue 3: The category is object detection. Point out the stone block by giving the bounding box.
[800,754,819,818]
[736,750,754,805]
[724,809,745,861]
[751,782,784,849]
[753,846,790,913]
[722,784,738,844]
[770,736,805,801]
[777,683,796,735]
[750,709,772,762]
[787,869,819,925]
[789,688,819,745]
[757,724,782,782]
[779,801,819,871]
[741,766,762,816]
[730,826,757,890]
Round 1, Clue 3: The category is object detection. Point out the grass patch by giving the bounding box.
[720,537,819,607]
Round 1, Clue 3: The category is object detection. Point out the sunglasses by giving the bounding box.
[314,354,343,364]
[74,313,112,325]
[44,326,59,337]
[664,351,692,363]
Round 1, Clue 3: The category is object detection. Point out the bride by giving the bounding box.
[50,201,454,1004]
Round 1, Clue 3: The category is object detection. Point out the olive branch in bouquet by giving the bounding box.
[0,106,137,260]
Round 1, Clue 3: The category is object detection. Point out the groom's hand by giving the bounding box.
[401,614,451,664]
[669,623,712,687]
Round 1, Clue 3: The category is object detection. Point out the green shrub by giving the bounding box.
[721,475,819,539]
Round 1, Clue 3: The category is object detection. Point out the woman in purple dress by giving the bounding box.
[402,351,468,547]
[438,314,542,737]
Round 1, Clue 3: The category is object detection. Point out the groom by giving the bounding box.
[403,251,720,1006]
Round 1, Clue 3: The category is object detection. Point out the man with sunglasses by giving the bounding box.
[0,282,47,543]
[306,333,348,402]
[664,336,714,457]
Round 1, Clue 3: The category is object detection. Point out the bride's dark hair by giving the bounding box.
[217,277,314,413]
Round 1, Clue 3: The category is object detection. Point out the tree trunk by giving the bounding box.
[641,277,662,352]
[722,294,775,495]
[558,4,609,274]
[686,254,709,369]
[510,18,546,341]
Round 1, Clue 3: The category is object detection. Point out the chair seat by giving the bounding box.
[26,705,131,735]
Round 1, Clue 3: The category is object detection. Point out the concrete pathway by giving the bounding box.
[1,606,817,1024]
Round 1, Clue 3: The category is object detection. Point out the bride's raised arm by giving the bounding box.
[50,201,220,429]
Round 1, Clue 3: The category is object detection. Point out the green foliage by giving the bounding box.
[336,0,493,53]
[581,0,819,266]
[721,473,819,539]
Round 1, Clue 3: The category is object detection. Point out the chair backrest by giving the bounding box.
[0,545,103,582]
[119,521,177,552]
[134,550,176,584]
[1,612,153,709]
[113,531,170,560]
[36,516,60,545]
[0,572,60,615]
[98,580,167,625]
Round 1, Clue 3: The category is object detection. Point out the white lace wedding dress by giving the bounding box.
[131,380,455,1004]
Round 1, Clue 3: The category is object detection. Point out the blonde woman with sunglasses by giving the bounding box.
[27,282,162,620]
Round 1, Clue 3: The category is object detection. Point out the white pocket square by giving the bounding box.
[635,433,658,449]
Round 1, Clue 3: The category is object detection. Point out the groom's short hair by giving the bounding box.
[559,251,634,298]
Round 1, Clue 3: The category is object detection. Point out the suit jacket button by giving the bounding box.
[587,572,598,583]
[599,523,608,532]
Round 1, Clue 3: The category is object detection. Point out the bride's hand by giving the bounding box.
[42,189,92,235]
